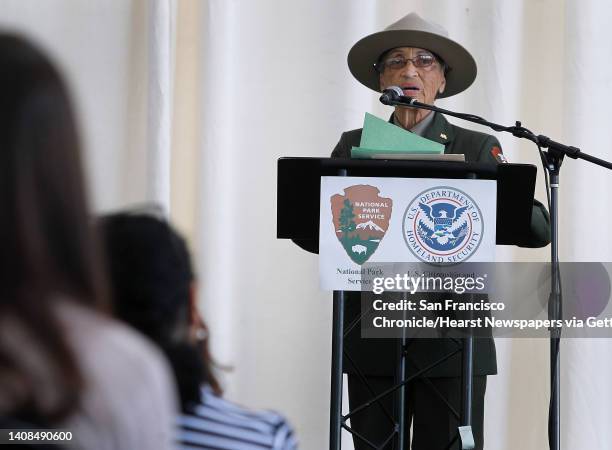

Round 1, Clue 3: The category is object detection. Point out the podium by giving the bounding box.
[277,157,540,449]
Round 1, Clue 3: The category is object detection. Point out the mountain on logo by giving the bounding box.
[356,220,384,232]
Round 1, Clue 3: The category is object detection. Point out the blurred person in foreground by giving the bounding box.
[0,34,177,449]
[99,211,298,450]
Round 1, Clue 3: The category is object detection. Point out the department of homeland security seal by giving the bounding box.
[402,186,484,264]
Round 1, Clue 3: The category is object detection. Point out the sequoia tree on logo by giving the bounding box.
[330,185,392,265]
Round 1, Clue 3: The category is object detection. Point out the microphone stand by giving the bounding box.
[381,94,612,450]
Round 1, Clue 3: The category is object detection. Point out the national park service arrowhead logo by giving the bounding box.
[330,185,392,265]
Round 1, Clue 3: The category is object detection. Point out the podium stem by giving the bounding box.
[330,290,345,450]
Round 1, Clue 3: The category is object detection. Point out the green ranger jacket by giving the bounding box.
[331,112,551,377]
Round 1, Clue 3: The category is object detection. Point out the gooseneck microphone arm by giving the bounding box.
[381,86,612,450]
[379,88,612,170]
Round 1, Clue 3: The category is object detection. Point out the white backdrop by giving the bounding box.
[2,0,612,448]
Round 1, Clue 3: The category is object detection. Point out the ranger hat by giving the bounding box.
[347,12,477,98]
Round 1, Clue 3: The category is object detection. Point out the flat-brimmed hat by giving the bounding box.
[347,12,477,98]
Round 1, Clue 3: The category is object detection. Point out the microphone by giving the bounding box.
[379,86,415,105]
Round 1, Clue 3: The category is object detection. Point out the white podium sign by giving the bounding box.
[319,176,497,291]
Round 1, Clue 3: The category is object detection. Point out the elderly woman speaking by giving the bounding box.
[331,12,550,450]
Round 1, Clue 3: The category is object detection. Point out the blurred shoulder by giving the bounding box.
[56,300,178,450]
[57,300,169,369]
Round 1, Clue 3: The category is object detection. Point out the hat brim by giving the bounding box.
[347,29,477,98]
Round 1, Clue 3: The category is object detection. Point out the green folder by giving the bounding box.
[351,112,444,158]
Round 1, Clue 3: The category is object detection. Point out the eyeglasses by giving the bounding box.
[375,54,438,72]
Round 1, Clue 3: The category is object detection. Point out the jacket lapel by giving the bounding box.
[387,112,455,153]
[423,112,454,153]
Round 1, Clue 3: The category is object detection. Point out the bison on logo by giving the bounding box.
[330,185,392,265]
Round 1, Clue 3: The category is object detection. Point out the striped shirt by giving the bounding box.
[177,386,298,450]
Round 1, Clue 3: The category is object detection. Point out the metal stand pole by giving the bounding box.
[330,290,345,450]
[460,332,474,449]
[396,322,407,448]
[457,178,476,450]
[548,167,561,450]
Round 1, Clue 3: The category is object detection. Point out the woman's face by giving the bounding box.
[378,47,446,106]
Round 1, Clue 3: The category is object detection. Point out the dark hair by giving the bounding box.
[0,35,109,423]
[99,212,222,411]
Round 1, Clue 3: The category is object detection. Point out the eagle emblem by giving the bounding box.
[417,202,469,249]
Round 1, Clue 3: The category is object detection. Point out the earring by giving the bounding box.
[195,327,208,341]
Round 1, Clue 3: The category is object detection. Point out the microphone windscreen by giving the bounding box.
[380,86,404,105]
